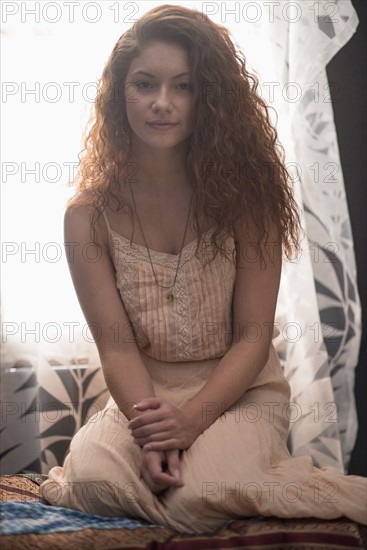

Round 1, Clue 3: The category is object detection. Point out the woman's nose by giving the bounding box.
[152,86,173,111]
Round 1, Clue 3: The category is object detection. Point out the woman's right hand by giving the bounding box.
[139,448,184,494]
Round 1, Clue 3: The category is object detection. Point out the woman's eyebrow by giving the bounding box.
[130,70,190,79]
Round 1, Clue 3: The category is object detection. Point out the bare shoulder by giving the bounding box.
[64,200,108,249]
[233,215,282,270]
[64,202,93,228]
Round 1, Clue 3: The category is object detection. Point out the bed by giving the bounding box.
[1,473,366,550]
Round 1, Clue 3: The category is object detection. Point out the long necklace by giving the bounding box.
[128,181,193,304]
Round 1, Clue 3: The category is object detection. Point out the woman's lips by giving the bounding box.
[147,122,178,130]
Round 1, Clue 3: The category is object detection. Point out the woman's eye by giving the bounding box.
[177,83,192,91]
[133,81,192,92]
[135,81,152,90]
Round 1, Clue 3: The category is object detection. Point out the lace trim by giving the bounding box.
[107,227,237,361]
[174,268,192,360]
[108,226,220,269]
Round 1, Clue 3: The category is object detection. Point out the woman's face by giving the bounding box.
[124,41,194,153]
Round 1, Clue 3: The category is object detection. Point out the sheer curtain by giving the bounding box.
[1,0,361,474]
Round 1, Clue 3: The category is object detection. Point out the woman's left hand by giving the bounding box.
[127,398,199,451]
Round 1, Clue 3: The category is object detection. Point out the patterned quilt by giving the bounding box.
[1,474,366,549]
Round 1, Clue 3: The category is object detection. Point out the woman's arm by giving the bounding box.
[64,204,156,420]
[183,219,282,432]
[129,218,282,450]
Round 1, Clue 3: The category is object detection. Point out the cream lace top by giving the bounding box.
[102,210,237,362]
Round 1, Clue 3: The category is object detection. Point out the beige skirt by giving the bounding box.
[40,345,367,533]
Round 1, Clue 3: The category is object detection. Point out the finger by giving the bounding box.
[128,410,167,430]
[140,453,165,493]
[131,420,171,439]
[144,473,181,494]
[154,472,183,488]
[133,398,162,411]
[134,430,174,447]
[144,439,179,452]
[134,431,168,444]
[166,449,182,482]
[140,468,166,494]
[145,453,182,489]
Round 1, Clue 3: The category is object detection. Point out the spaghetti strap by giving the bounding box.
[102,209,112,233]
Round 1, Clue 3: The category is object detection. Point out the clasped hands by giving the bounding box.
[127,398,199,495]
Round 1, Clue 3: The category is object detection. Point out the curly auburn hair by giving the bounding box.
[67,3,300,265]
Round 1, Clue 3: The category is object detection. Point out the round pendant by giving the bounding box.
[167,292,174,303]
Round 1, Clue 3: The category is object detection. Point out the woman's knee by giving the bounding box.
[160,474,229,534]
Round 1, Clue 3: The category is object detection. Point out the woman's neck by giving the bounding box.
[127,139,191,196]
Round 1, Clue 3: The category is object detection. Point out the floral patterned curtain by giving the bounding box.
[1,0,361,474]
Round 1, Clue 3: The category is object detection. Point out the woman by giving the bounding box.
[40,4,367,534]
